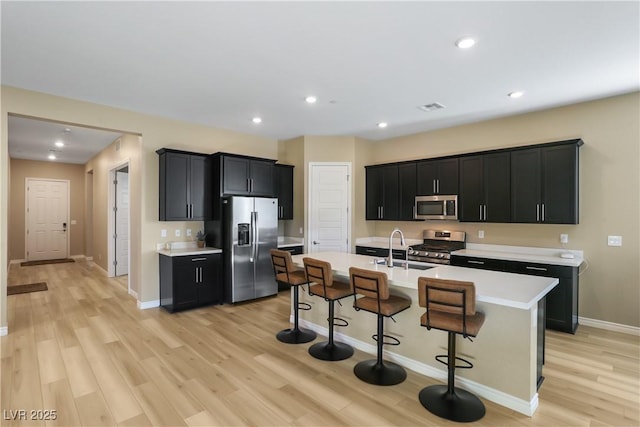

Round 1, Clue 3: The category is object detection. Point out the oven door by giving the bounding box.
[414,195,458,220]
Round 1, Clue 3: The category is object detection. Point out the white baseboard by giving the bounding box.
[579,316,640,336]
[129,289,139,299]
[9,259,25,265]
[298,319,537,417]
[137,299,160,310]
[0,326,7,337]
[86,256,94,262]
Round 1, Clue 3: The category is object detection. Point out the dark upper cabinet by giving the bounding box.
[158,149,212,221]
[366,165,399,220]
[416,158,459,195]
[220,155,275,197]
[398,163,417,220]
[274,164,294,220]
[511,141,581,224]
[459,152,511,222]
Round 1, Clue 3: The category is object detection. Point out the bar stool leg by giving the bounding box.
[309,300,354,361]
[353,314,406,386]
[418,332,485,422]
[277,286,316,344]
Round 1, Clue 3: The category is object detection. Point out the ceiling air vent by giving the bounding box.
[417,103,445,112]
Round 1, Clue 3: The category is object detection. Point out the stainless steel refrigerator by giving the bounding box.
[220,196,278,303]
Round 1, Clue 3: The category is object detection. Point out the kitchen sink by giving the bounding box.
[373,259,433,270]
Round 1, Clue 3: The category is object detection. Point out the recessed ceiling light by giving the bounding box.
[377,122,388,128]
[455,36,476,49]
[252,117,262,124]
[508,91,524,98]
[55,140,65,147]
[48,153,56,160]
[305,96,317,104]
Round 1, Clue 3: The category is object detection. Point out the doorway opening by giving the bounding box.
[107,159,130,292]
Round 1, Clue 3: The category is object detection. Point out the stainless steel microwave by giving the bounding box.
[414,195,458,220]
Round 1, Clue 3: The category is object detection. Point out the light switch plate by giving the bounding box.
[560,234,568,244]
[175,229,181,237]
[607,235,622,246]
[186,229,192,237]
[478,230,485,239]
[161,229,167,238]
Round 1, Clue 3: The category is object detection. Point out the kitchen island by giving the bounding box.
[290,252,558,416]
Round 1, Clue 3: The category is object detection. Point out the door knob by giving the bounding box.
[313,241,319,245]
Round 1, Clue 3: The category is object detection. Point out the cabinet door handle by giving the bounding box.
[199,267,203,283]
[191,258,207,261]
[468,260,485,265]
[195,267,199,283]
[541,203,545,222]
[381,206,384,219]
[483,204,487,221]
[526,266,547,272]
[536,204,540,222]
[365,249,377,254]
[247,178,251,192]
[479,205,483,221]
[433,179,437,194]
[437,179,440,194]
[187,204,190,218]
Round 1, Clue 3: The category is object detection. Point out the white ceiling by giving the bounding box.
[2,1,639,163]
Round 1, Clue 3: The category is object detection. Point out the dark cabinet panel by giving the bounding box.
[355,245,406,259]
[511,142,580,224]
[159,253,223,312]
[158,149,212,221]
[274,164,294,220]
[365,165,399,220]
[460,153,510,222]
[398,163,417,220]
[451,254,579,333]
[416,158,459,195]
[221,156,274,197]
[279,245,303,255]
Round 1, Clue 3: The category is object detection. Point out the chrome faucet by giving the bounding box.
[388,228,406,268]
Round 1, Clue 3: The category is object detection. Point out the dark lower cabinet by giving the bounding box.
[278,245,303,255]
[451,255,578,333]
[159,253,222,312]
[355,245,406,259]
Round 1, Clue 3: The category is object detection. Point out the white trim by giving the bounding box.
[137,299,160,310]
[298,319,537,416]
[90,262,109,277]
[0,326,8,337]
[307,162,352,254]
[129,289,139,299]
[25,177,71,261]
[10,259,25,265]
[579,316,640,336]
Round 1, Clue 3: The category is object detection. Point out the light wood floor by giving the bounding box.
[2,260,638,426]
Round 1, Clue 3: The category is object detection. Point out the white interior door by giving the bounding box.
[115,170,129,276]
[308,163,351,253]
[26,178,69,261]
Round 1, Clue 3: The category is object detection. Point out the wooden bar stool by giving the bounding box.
[349,267,411,386]
[303,257,354,361]
[417,277,486,422]
[270,249,316,344]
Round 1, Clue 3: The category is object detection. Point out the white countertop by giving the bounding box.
[291,251,558,310]
[453,243,584,268]
[355,237,422,251]
[156,241,222,257]
[278,236,304,248]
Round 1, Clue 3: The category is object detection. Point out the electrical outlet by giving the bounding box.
[560,234,568,244]
[186,229,192,237]
[299,227,304,235]
[478,230,485,239]
[607,235,622,246]
[161,229,167,238]
[175,229,181,237]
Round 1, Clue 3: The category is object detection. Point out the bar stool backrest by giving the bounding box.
[349,267,389,300]
[418,277,476,316]
[270,249,297,282]
[303,257,333,288]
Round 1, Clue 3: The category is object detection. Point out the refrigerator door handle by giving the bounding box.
[254,211,260,262]
[249,211,256,263]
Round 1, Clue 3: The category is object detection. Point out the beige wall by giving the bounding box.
[84,134,141,295]
[368,93,640,328]
[8,159,86,260]
[278,136,305,238]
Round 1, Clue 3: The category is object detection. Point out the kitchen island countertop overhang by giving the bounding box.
[289,251,558,417]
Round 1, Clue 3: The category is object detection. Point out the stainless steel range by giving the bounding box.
[408,230,466,265]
